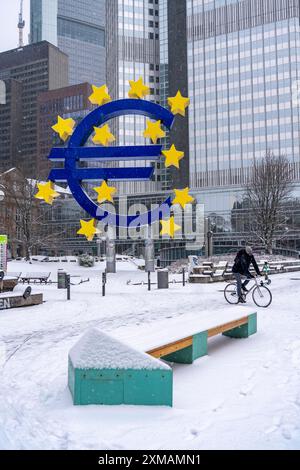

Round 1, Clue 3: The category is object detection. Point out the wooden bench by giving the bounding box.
[189,273,212,284]
[79,308,258,407]
[20,272,51,284]
[145,312,257,364]
[115,308,258,367]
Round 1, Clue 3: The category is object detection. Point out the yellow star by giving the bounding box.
[88,84,112,106]
[92,124,116,146]
[160,216,181,238]
[128,77,150,99]
[162,145,184,168]
[172,188,195,209]
[52,116,75,142]
[77,219,100,242]
[168,90,190,117]
[143,120,166,144]
[94,181,117,204]
[35,181,60,205]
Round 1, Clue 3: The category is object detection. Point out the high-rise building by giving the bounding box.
[0,41,68,176]
[106,0,161,195]
[30,0,106,86]
[187,0,300,189]
[37,82,93,178]
[167,0,189,189]
[184,0,300,252]
[0,79,22,173]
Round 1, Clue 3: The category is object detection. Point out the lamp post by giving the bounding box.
[96,238,101,258]
[205,218,214,258]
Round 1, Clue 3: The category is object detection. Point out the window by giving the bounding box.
[57,17,105,47]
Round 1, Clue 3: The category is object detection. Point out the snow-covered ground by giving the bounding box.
[0,259,300,450]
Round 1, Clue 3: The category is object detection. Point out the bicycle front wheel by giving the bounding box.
[252,285,272,308]
[224,283,239,305]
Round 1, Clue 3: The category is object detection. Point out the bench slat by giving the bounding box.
[147,316,250,359]
[147,336,193,359]
[208,317,249,338]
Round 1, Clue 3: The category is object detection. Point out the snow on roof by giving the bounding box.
[69,328,170,371]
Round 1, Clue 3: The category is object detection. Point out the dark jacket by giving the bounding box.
[232,249,261,277]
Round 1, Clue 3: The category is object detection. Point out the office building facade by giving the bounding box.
[37,82,94,178]
[187,0,300,188]
[0,79,22,173]
[0,41,68,176]
[185,0,300,253]
[30,0,106,86]
[106,0,162,195]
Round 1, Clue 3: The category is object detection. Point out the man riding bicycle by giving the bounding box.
[232,246,261,304]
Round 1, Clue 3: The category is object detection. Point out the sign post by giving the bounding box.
[0,235,8,274]
[106,240,116,273]
[145,239,155,273]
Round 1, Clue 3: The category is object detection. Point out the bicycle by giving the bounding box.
[224,276,272,308]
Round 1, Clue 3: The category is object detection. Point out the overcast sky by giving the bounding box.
[0,0,30,52]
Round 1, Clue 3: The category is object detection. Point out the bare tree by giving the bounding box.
[0,168,64,260]
[244,152,294,254]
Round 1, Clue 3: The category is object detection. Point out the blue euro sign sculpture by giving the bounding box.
[48,99,175,228]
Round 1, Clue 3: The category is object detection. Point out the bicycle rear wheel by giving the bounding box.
[252,285,272,308]
[224,283,239,305]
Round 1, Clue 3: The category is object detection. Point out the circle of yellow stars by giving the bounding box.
[35,78,193,240]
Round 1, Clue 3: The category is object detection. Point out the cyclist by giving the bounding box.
[232,246,261,304]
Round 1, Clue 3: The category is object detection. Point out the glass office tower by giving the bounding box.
[106,0,161,195]
[30,0,106,85]
[187,0,300,191]
[184,0,300,253]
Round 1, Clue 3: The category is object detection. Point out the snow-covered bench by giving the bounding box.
[189,273,212,284]
[6,272,21,279]
[144,309,257,364]
[284,265,300,273]
[20,272,51,284]
[0,286,43,310]
[114,307,258,367]
[68,308,257,407]
[211,268,226,281]
[1,275,20,292]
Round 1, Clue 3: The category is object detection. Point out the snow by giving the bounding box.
[0,259,300,450]
[69,328,170,371]
[115,306,256,353]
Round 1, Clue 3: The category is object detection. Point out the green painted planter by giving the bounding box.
[68,361,172,407]
[68,329,173,407]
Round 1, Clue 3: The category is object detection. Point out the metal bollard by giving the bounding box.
[102,271,106,297]
[183,268,186,287]
[148,271,151,291]
[67,274,71,300]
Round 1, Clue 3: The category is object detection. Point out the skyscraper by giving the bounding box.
[37,82,93,178]
[187,0,300,190]
[30,0,106,86]
[0,41,68,176]
[106,0,161,195]
[0,79,22,173]
[185,0,300,251]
